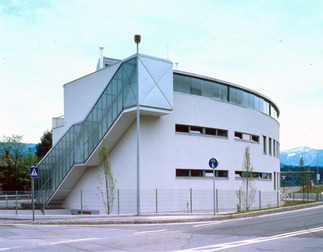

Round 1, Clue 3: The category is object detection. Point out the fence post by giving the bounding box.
[259,190,261,209]
[155,188,158,214]
[216,189,219,213]
[5,194,8,208]
[190,188,192,214]
[293,192,295,204]
[80,189,83,215]
[277,191,279,207]
[43,190,46,215]
[117,189,120,215]
[15,191,18,215]
[239,190,241,212]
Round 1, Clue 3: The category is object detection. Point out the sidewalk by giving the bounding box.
[1,202,322,225]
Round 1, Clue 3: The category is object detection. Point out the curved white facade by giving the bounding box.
[46,54,280,214]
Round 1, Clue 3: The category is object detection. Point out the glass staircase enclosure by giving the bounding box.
[37,57,138,206]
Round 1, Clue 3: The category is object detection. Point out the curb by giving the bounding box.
[2,202,323,225]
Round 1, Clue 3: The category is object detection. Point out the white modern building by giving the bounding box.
[38,51,280,214]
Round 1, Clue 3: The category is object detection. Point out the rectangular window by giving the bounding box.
[269,138,272,156]
[217,170,228,178]
[262,173,271,179]
[190,126,203,134]
[176,124,189,133]
[176,169,189,177]
[235,131,259,143]
[235,132,243,140]
[175,124,228,138]
[205,170,214,177]
[263,136,267,154]
[217,129,228,137]
[205,127,216,136]
[251,135,259,143]
[274,172,276,190]
[273,139,276,157]
[235,171,272,180]
[176,169,228,178]
[191,169,204,177]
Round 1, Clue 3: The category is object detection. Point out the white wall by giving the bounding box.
[52,63,120,143]
[68,92,279,193]
[138,92,280,191]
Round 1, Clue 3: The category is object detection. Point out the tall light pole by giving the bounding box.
[134,35,141,215]
[316,151,319,185]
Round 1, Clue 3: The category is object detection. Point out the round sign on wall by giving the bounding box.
[209,158,218,169]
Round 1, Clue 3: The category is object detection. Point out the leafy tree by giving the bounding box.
[298,156,312,199]
[97,144,116,214]
[237,146,257,211]
[36,130,52,160]
[0,135,37,191]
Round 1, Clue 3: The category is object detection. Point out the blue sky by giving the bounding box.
[0,0,322,150]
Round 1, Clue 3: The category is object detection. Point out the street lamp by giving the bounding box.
[134,35,141,54]
[134,34,141,215]
[316,151,319,185]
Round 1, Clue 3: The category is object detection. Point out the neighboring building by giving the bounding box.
[38,52,280,214]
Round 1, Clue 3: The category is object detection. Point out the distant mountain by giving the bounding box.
[280,147,323,167]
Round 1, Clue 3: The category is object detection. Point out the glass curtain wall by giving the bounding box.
[37,57,138,205]
[174,74,279,119]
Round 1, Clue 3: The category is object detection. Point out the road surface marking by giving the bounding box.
[178,226,323,251]
[134,229,168,235]
[50,237,98,244]
[194,222,222,227]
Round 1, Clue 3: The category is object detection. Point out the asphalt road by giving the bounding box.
[0,205,322,251]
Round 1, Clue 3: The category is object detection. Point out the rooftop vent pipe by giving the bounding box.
[99,47,104,69]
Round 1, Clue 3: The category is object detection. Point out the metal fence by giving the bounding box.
[1,189,322,216]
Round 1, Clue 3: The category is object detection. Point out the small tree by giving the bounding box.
[97,144,116,214]
[298,156,312,200]
[238,146,257,211]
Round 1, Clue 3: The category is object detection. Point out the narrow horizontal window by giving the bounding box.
[190,126,203,134]
[217,129,228,137]
[176,169,228,178]
[217,170,228,178]
[205,127,216,136]
[252,135,259,143]
[176,124,189,133]
[205,170,214,177]
[235,131,259,144]
[235,171,272,180]
[176,169,189,177]
[175,124,228,138]
[191,169,203,177]
[235,132,243,140]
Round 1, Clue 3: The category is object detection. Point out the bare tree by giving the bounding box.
[97,144,116,214]
[238,146,257,211]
